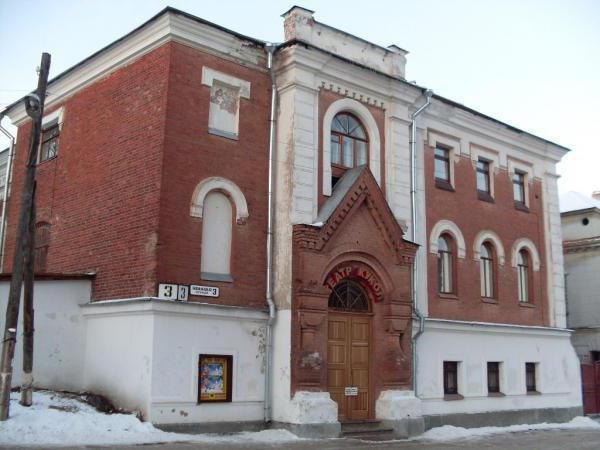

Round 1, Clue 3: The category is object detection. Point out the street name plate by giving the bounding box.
[344,387,358,396]
[190,285,220,297]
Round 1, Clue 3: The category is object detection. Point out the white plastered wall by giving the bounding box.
[0,279,91,392]
[417,320,581,416]
[564,250,600,329]
[82,299,268,423]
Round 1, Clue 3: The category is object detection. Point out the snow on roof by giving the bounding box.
[559,191,600,214]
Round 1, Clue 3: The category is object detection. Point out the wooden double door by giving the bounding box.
[327,313,372,421]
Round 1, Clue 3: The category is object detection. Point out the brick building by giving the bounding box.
[0,6,581,437]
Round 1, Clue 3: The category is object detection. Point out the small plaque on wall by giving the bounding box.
[198,354,233,403]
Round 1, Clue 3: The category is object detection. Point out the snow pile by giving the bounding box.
[420,416,600,441]
[0,391,300,446]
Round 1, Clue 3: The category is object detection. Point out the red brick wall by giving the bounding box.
[156,42,271,308]
[4,41,271,307]
[4,45,171,300]
[424,143,549,326]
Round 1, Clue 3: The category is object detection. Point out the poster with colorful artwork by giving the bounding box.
[198,355,232,402]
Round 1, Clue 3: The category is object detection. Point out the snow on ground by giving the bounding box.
[0,390,301,446]
[419,416,600,441]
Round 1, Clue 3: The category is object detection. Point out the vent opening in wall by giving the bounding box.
[582,218,590,226]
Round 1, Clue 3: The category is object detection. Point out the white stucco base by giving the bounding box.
[81,299,268,423]
[416,318,582,416]
[376,390,422,420]
[0,279,91,393]
[286,391,338,424]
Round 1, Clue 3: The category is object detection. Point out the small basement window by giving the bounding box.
[487,362,501,394]
[525,362,538,393]
[443,361,459,396]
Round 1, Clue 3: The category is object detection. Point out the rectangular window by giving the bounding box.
[476,159,491,194]
[443,361,458,395]
[40,124,60,163]
[513,171,526,204]
[487,362,500,393]
[525,362,537,393]
[434,147,450,182]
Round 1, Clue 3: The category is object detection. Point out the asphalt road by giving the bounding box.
[2,428,600,450]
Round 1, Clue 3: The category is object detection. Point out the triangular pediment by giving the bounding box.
[293,166,417,265]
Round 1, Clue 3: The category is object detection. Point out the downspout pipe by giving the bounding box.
[409,89,433,396]
[263,44,278,423]
[0,115,16,273]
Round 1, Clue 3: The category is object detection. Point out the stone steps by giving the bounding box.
[341,420,396,441]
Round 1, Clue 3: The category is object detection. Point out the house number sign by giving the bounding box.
[344,387,358,396]
[158,283,188,301]
[158,283,220,300]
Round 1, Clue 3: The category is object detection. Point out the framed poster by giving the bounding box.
[198,354,233,403]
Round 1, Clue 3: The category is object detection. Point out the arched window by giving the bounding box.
[201,191,233,280]
[480,242,495,298]
[330,113,368,186]
[328,280,369,312]
[437,235,454,294]
[517,249,530,303]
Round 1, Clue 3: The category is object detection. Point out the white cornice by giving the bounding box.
[424,317,572,337]
[422,104,568,165]
[6,11,266,126]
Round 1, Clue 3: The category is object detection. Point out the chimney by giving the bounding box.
[592,191,600,201]
[282,6,315,42]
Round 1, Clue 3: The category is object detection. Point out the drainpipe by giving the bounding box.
[263,44,278,423]
[409,89,433,396]
[0,115,16,273]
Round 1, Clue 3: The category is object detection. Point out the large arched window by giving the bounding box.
[480,242,495,298]
[437,235,454,294]
[517,249,530,303]
[328,280,369,312]
[330,113,368,186]
[201,191,233,280]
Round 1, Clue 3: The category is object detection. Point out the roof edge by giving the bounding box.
[1,6,266,117]
[278,39,571,153]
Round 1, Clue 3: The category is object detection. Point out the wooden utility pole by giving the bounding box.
[0,52,50,421]
[20,196,36,406]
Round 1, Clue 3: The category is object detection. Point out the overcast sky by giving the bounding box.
[1,0,598,196]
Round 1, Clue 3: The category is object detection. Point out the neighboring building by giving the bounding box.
[561,191,600,362]
[0,6,581,437]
